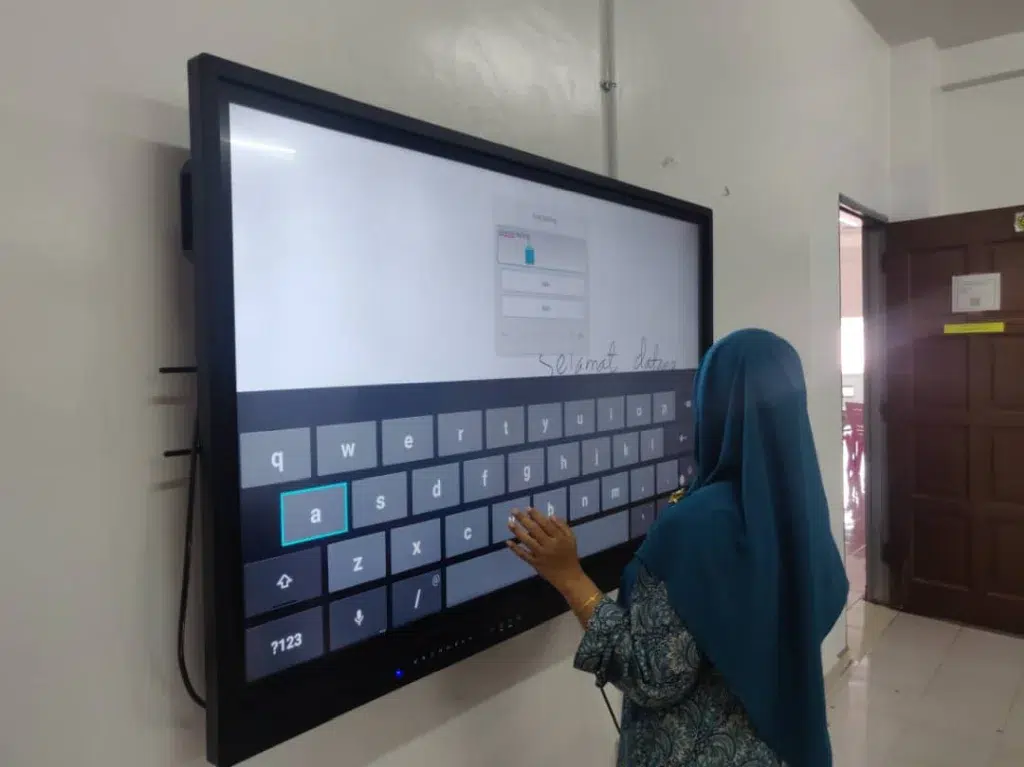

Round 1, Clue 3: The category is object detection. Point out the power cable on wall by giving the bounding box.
[597,0,622,737]
[600,0,618,180]
[178,414,206,708]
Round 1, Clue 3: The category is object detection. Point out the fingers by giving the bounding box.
[548,512,573,536]
[509,517,540,553]
[536,511,571,540]
[529,507,560,537]
[509,508,573,564]
[515,508,552,541]
[506,539,535,563]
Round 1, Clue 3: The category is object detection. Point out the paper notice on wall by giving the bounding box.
[951,273,1001,313]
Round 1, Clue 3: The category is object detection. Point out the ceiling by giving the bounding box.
[852,0,1024,48]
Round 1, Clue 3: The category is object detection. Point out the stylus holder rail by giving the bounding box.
[160,364,198,457]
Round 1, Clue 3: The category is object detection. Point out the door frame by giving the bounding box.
[839,195,892,607]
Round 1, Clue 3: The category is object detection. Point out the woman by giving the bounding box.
[508,328,848,767]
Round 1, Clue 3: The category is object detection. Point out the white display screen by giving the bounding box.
[229,105,700,392]
[228,104,701,681]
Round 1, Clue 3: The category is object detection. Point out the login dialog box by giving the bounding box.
[494,223,590,358]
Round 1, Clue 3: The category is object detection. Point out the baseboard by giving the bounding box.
[825,648,853,694]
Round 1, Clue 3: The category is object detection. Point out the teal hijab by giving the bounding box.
[628,328,847,767]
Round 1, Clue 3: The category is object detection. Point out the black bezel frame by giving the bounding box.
[187,53,714,766]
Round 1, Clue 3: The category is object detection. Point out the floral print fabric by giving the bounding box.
[574,566,783,767]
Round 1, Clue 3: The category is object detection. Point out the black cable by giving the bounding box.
[178,414,206,708]
[599,685,621,734]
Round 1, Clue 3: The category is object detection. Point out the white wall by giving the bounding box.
[890,38,945,220]
[0,0,889,765]
[615,0,889,665]
[891,31,1024,219]
[940,83,1024,214]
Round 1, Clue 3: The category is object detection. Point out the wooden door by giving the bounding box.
[884,206,1024,635]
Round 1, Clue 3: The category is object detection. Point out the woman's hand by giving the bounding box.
[507,508,586,594]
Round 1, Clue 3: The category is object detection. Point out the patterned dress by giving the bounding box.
[574,566,783,767]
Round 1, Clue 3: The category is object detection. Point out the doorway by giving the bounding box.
[840,208,866,607]
[838,197,892,624]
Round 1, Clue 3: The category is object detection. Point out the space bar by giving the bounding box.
[445,549,535,607]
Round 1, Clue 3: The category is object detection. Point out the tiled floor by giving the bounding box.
[831,410,1024,762]
[829,603,1024,766]
[846,547,866,609]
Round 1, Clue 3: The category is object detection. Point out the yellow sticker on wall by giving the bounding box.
[1015,211,1024,233]
[943,322,1006,335]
